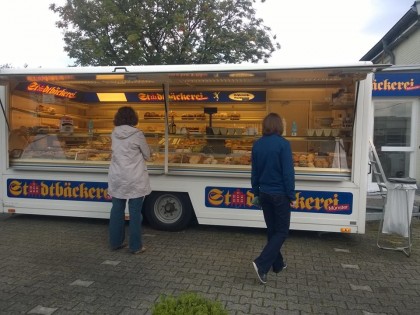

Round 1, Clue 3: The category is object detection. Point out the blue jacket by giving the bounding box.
[251,134,296,201]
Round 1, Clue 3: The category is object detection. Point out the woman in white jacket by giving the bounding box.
[108,106,151,254]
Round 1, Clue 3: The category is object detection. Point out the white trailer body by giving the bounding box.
[0,63,387,233]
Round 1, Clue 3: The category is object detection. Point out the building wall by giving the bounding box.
[368,5,420,186]
[393,29,420,183]
[416,100,420,182]
[372,71,420,187]
[393,29,420,64]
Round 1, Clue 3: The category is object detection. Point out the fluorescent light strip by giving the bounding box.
[97,93,127,102]
[96,74,125,80]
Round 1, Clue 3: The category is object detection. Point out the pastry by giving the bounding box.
[230,113,240,120]
[224,156,233,164]
[307,153,315,163]
[189,155,203,164]
[299,155,307,164]
[195,113,205,120]
[37,104,56,114]
[219,112,228,120]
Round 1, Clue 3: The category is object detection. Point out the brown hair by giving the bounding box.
[113,106,139,126]
[262,113,284,136]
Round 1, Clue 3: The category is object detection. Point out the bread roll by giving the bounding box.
[189,155,203,164]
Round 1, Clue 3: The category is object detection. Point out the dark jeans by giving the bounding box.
[109,197,144,252]
[254,192,291,274]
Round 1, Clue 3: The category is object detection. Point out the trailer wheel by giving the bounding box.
[143,192,194,231]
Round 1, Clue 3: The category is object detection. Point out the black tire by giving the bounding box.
[143,192,194,231]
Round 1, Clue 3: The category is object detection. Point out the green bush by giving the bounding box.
[152,292,228,315]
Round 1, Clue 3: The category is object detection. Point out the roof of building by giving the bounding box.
[360,1,420,62]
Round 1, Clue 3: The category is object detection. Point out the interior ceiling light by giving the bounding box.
[97,93,127,102]
[96,74,125,80]
[229,72,255,78]
[26,75,75,81]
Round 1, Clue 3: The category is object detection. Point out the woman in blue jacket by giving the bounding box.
[251,113,296,284]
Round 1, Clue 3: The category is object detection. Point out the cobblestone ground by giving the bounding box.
[0,214,419,315]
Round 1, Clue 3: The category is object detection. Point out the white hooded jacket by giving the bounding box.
[107,125,152,199]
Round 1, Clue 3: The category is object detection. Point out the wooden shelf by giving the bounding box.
[12,106,87,121]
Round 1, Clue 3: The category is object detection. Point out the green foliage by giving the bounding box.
[50,0,280,66]
[0,63,13,69]
[152,292,229,315]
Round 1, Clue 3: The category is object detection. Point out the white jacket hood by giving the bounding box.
[113,125,139,140]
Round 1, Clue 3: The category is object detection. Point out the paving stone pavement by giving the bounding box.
[0,213,419,315]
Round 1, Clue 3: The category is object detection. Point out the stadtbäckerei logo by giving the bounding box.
[205,187,352,214]
[373,73,420,96]
[7,179,111,202]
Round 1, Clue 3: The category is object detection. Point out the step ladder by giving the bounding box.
[369,140,416,257]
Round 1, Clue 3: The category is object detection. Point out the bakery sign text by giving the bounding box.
[372,72,420,97]
[16,82,78,99]
[7,179,111,202]
[205,187,352,214]
[138,92,209,102]
[81,90,266,102]
[133,91,265,103]
[228,92,255,101]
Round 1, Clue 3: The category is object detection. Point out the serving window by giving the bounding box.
[6,70,358,180]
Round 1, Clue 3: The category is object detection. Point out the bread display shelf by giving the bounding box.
[55,133,96,138]
[10,102,350,172]
[11,158,110,166]
[285,136,351,141]
[151,152,251,166]
[19,148,112,161]
[144,111,246,120]
[168,163,251,169]
[11,158,350,172]
[294,167,351,175]
[11,106,86,121]
[151,134,350,142]
[140,118,261,123]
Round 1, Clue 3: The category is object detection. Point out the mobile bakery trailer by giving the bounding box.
[0,63,388,233]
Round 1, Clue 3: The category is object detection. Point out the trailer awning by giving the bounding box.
[0,63,390,91]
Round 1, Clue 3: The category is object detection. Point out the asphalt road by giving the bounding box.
[0,214,419,315]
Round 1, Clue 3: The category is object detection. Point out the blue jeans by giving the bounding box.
[109,197,144,252]
[254,192,291,274]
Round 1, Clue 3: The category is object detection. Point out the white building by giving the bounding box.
[361,0,420,189]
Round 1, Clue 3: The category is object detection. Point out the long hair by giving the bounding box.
[262,113,284,136]
[113,106,138,126]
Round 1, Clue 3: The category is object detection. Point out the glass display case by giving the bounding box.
[7,72,355,180]
[9,101,353,179]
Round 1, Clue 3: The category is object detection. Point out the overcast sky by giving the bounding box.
[0,0,415,68]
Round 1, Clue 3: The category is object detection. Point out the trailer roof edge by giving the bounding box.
[0,62,390,76]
